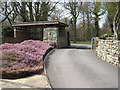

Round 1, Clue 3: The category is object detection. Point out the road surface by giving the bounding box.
[46,44,118,88]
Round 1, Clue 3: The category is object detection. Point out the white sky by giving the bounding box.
[99,12,107,28]
[56,3,107,28]
[0,1,108,28]
[1,0,119,2]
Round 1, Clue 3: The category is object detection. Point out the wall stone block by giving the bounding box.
[92,37,119,66]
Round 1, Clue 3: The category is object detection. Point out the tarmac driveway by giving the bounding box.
[46,44,118,88]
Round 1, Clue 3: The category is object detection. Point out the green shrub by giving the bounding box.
[101,33,114,38]
[2,26,14,37]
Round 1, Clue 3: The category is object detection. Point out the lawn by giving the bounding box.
[70,41,91,45]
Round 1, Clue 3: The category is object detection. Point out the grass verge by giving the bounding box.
[70,41,91,44]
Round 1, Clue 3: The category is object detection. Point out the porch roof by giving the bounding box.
[12,21,68,28]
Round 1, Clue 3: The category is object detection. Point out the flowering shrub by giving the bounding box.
[49,41,56,47]
[2,52,25,70]
[0,40,52,78]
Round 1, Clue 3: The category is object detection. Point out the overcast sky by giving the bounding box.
[56,2,107,28]
[0,1,108,28]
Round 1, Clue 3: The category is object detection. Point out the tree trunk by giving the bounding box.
[110,24,114,33]
[40,2,49,21]
[83,12,86,41]
[108,17,114,33]
[34,2,40,21]
[28,2,34,22]
[113,1,120,40]
[118,17,120,39]
[95,15,99,37]
[21,2,28,22]
[73,17,77,43]
[86,11,91,41]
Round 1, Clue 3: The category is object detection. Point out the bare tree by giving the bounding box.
[92,2,106,37]
[34,2,40,21]
[64,0,82,43]
[104,2,117,33]
[27,2,34,22]
[0,2,14,25]
[84,2,91,41]
[39,2,58,21]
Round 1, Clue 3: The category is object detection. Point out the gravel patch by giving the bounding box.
[0,75,51,88]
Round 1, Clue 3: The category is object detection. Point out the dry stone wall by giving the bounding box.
[92,37,119,65]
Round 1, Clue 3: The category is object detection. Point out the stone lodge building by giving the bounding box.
[12,21,70,48]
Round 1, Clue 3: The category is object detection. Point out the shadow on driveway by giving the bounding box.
[63,44,92,49]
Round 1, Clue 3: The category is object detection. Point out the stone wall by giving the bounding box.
[92,37,119,65]
[43,28,57,43]
[56,27,68,48]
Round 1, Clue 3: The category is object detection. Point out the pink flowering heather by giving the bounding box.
[0,40,52,78]
[49,41,56,47]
